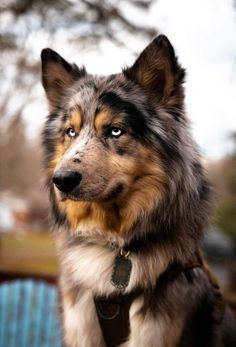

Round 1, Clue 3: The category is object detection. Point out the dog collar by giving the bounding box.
[109,231,162,290]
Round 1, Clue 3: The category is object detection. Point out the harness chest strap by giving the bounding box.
[95,290,141,347]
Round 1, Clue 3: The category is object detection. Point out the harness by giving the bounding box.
[94,250,224,347]
[95,290,141,347]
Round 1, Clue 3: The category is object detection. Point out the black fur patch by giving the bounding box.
[103,184,124,202]
[99,92,148,137]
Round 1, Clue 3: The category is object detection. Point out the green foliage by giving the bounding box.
[214,136,236,244]
[216,197,236,243]
[224,157,236,194]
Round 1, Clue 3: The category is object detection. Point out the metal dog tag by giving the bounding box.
[111,251,132,289]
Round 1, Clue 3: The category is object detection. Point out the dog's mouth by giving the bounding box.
[52,168,129,204]
[100,183,125,202]
[54,181,126,203]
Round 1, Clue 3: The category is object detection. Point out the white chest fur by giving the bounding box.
[59,241,168,296]
[58,240,182,347]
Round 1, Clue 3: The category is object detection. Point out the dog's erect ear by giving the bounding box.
[123,35,185,105]
[41,48,86,110]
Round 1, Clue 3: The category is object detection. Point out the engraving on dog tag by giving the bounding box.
[111,254,132,289]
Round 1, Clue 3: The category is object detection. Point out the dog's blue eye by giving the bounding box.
[66,128,76,138]
[110,128,123,138]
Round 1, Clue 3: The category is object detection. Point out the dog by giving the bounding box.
[41,35,236,347]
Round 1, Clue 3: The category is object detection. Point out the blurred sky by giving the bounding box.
[20,0,236,159]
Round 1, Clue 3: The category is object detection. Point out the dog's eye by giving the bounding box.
[66,127,76,138]
[110,128,124,138]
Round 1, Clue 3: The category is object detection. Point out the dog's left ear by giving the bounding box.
[41,48,86,110]
[123,35,185,105]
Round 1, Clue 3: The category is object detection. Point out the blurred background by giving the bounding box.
[0,0,236,345]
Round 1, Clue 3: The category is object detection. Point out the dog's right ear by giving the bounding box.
[41,49,86,110]
[123,35,185,107]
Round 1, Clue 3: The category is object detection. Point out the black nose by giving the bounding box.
[52,171,82,193]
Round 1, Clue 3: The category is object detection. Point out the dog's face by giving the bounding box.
[41,35,186,234]
[45,89,164,203]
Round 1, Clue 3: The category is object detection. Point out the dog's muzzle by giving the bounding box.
[52,170,82,193]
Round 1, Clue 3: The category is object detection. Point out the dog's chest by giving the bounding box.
[62,288,184,347]
[60,242,134,295]
[59,241,188,347]
[59,238,169,295]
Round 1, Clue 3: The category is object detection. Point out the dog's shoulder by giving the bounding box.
[175,268,236,347]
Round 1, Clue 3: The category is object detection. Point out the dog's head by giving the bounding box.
[41,35,209,237]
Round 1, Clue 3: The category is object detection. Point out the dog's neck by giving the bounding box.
[62,219,199,269]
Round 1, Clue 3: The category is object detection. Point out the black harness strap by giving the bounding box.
[95,290,141,347]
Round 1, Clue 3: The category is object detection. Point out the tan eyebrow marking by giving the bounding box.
[69,107,83,131]
[94,110,113,132]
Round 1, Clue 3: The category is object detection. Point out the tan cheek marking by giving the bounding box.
[92,202,120,231]
[59,200,120,232]
[116,146,166,234]
[58,201,91,229]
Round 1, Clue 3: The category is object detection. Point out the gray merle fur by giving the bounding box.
[41,35,236,347]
